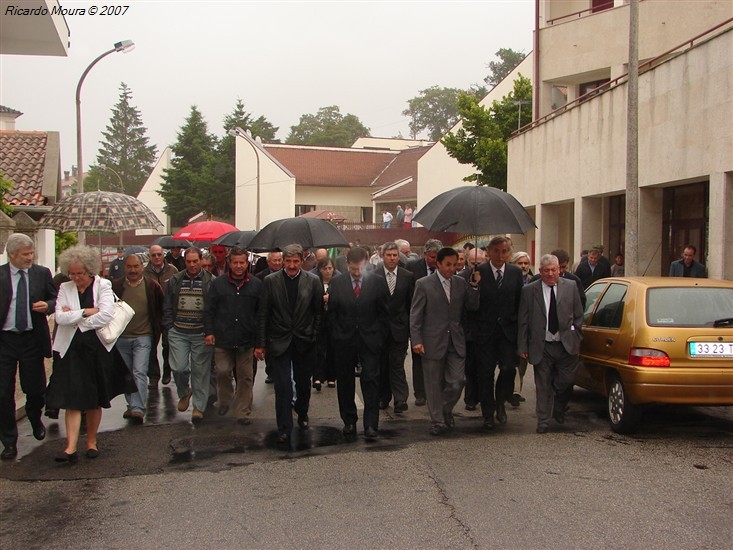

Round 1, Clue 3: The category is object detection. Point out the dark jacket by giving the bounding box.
[0,262,57,358]
[372,266,414,342]
[327,271,390,354]
[162,269,214,330]
[668,259,707,278]
[112,277,164,346]
[256,270,323,356]
[574,259,612,289]
[143,262,178,288]
[474,262,524,343]
[406,258,431,279]
[204,274,261,349]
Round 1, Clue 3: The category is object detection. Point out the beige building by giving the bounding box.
[507,0,733,279]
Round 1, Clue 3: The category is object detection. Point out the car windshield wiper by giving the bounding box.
[713,317,733,327]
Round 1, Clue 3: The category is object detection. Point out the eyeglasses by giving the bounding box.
[150,253,163,257]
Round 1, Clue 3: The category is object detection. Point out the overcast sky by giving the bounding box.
[1,0,534,173]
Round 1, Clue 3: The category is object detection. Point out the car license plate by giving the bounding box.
[689,342,733,357]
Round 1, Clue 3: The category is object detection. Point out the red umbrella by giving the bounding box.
[173,221,238,242]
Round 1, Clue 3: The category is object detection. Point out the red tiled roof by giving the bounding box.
[0,131,50,206]
[371,145,430,189]
[264,144,397,187]
[374,178,417,202]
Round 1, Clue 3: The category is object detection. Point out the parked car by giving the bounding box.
[576,276,733,433]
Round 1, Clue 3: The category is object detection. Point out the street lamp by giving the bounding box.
[228,127,261,230]
[75,40,134,242]
[102,165,125,193]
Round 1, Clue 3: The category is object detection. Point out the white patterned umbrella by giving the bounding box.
[38,191,163,233]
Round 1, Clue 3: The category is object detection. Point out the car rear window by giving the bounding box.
[647,287,733,327]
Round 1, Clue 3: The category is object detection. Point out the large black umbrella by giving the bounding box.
[247,218,348,252]
[212,230,257,248]
[412,185,535,235]
[151,235,192,249]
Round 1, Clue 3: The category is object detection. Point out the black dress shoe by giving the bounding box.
[444,412,455,429]
[86,448,99,459]
[1,445,18,460]
[415,397,426,407]
[148,379,159,390]
[553,407,566,424]
[44,408,59,419]
[327,380,336,388]
[379,400,389,410]
[482,418,495,432]
[55,451,79,464]
[496,403,507,424]
[536,426,548,434]
[394,401,408,413]
[342,424,356,436]
[32,421,46,441]
[276,433,289,444]
[161,371,172,385]
[430,424,446,436]
[465,403,477,411]
[508,394,521,407]
[364,427,378,441]
[265,376,274,384]
[297,414,309,429]
[313,380,322,391]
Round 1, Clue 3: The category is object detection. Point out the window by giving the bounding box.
[588,283,627,329]
[361,206,373,223]
[295,205,315,217]
[583,282,608,324]
[647,287,733,327]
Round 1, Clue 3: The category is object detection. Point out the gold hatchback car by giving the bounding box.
[576,276,733,433]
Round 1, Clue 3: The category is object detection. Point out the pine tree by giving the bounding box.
[158,106,219,226]
[84,83,157,196]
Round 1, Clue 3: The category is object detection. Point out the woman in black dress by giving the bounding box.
[313,257,337,391]
[46,246,118,463]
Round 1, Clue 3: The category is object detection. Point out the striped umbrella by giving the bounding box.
[38,191,163,233]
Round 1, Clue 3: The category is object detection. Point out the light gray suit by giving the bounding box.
[517,277,583,430]
[410,273,479,426]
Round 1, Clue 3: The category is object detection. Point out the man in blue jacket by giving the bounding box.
[204,247,261,425]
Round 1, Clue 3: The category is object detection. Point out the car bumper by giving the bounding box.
[621,366,733,404]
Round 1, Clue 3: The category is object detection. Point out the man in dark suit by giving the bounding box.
[255,244,323,444]
[518,253,584,433]
[405,238,442,407]
[374,242,414,413]
[668,244,707,278]
[410,247,480,435]
[474,236,524,430]
[574,245,612,289]
[254,250,283,280]
[0,233,57,459]
[328,247,389,440]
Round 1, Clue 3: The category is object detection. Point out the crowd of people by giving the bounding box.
[0,230,708,461]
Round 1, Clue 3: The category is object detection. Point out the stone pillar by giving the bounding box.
[575,196,603,256]
[0,210,17,256]
[11,211,38,243]
[638,187,664,276]
[707,172,733,280]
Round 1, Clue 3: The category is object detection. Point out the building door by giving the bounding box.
[662,182,708,273]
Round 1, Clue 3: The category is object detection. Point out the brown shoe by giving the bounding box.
[177,389,192,412]
[123,407,132,419]
[191,407,204,423]
[130,411,144,425]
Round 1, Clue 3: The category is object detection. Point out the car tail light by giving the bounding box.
[629,348,671,367]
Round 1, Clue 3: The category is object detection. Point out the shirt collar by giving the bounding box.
[437,271,451,285]
[284,268,301,280]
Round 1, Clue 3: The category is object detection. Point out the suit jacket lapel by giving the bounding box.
[274,272,293,322]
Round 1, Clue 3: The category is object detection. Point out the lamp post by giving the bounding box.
[75,40,135,244]
[228,127,261,230]
[102,165,125,193]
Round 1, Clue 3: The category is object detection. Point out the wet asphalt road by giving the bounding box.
[1,357,732,549]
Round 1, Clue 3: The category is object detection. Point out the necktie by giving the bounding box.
[387,271,396,295]
[548,285,559,334]
[16,270,28,331]
[353,279,361,298]
[443,278,451,303]
[428,267,434,276]
[496,269,503,288]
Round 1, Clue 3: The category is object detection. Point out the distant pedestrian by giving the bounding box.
[382,210,393,228]
[574,245,611,289]
[668,245,706,278]
[403,204,414,228]
[395,205,405,225]
[107,247,125,280]
[611,254,625,277]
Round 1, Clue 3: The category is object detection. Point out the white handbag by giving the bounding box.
[96,293,135,345]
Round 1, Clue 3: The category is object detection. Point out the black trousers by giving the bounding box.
[411,351,426,400]
[463,340,479,406]
[476,329,517,420]
[334,340,380,431]
[0,331,46,448]
[378,334,409,405]
[147,330,171,382]
[269,343,314,435]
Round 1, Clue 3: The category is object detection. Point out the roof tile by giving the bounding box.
[0,130,49,206]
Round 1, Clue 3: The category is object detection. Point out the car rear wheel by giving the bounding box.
[606,373,641,433]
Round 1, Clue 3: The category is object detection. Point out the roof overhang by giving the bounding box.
[0,0,70,56]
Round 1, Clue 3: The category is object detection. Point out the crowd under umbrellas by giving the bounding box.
[3,187,582,464]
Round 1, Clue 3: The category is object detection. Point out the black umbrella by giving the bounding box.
[151,235,192,249]
[412,185,535,235]
[212,230,257,248]
[124,245,148,257]
[247,218,348,252]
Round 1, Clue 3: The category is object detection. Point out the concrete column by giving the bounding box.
[539,81,555,119]
[707,172,733,280]
[638,187,664,276]
[575,196,603,254]
[36,229,57,271]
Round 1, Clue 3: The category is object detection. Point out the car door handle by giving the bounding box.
[605,338,614,346]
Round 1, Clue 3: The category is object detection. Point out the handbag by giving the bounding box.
[96,293,135,345]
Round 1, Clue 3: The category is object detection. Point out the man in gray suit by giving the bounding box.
[518,254,584,434]
[410,248,480,435]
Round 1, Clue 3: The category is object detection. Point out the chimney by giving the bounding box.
[72,166,77,178]
[64,170,70,181]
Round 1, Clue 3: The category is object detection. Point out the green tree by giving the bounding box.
[84,83,158,196]
[403,86,488,141]
[484,48,526,88]
[158,106,219,226]
[55,232,78,259]
[0,170,14,216]
[205,99,280,219]
[442,75,532,190]
[286,105,370,147]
